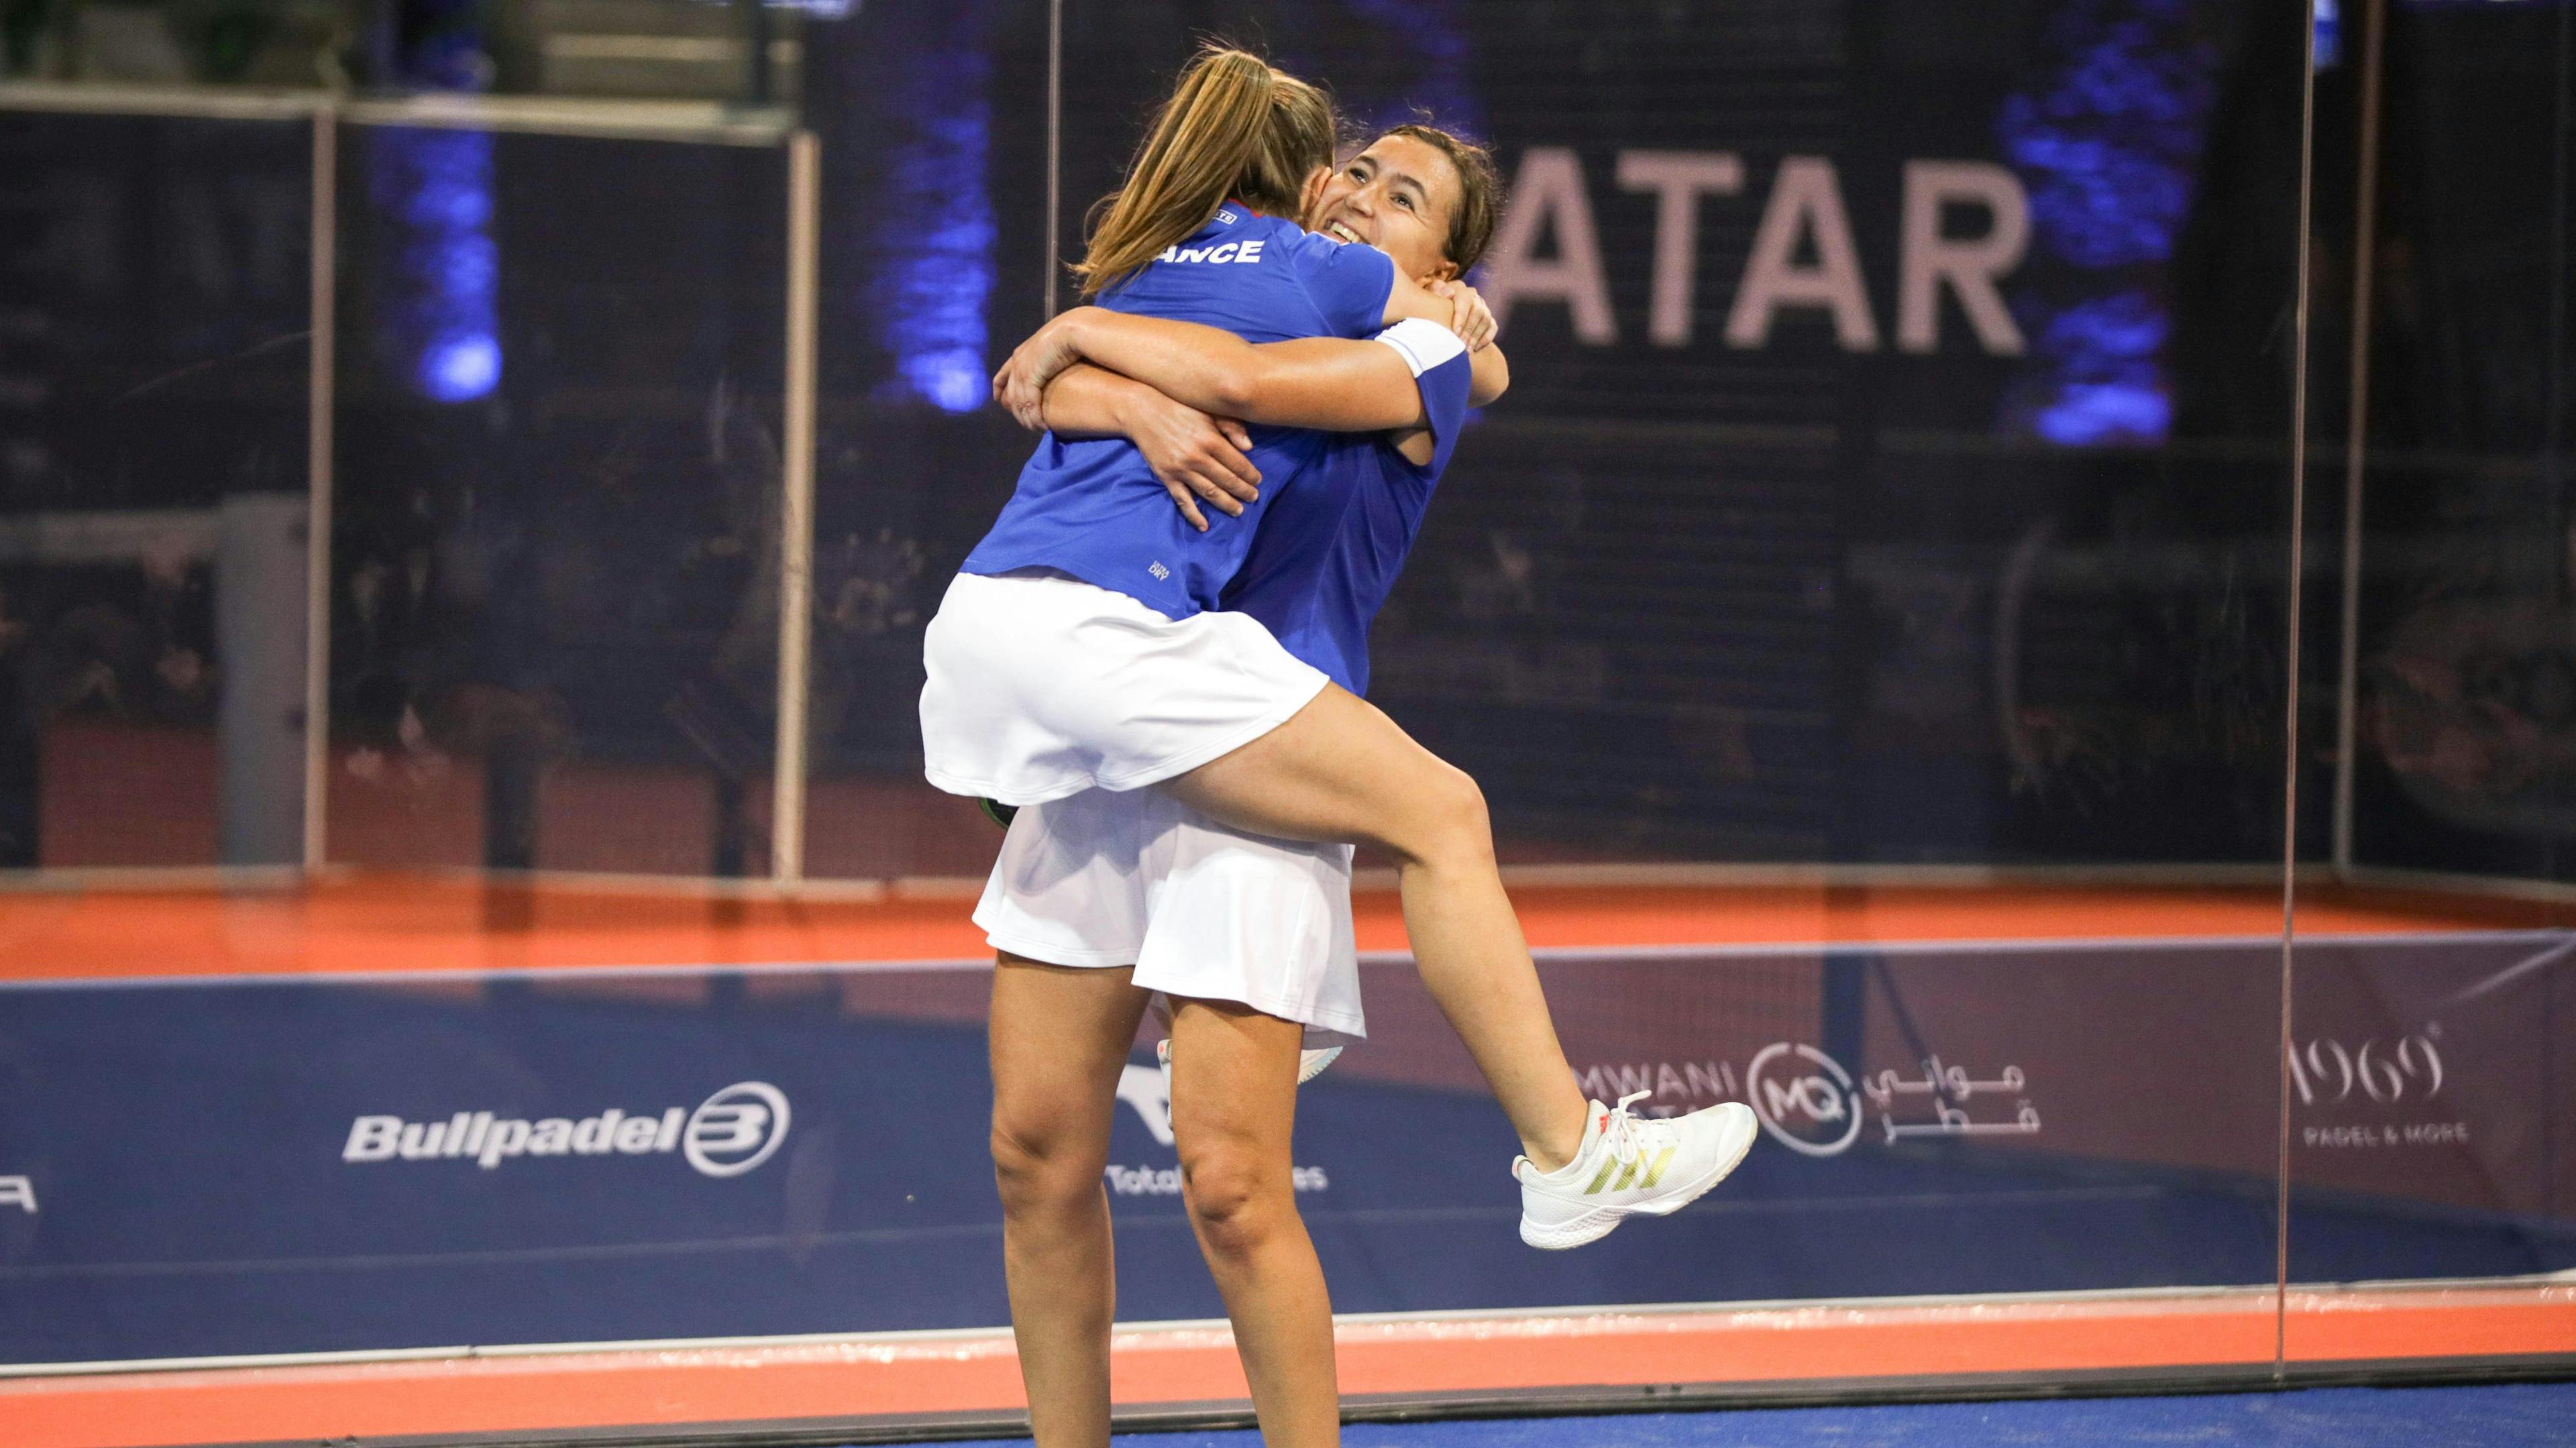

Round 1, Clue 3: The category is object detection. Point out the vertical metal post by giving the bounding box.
[303,106,338,873]
[2331,0,2390,875]
[2277,0,2326,1383]
[1043,0,1063,317]
[771,129,820,884]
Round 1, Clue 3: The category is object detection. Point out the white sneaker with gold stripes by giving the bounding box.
[1513,1091,1759,1249]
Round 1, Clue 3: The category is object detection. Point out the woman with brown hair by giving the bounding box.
[927,56,1754,1448]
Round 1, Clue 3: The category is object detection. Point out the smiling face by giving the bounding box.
[1308,133,1468,284]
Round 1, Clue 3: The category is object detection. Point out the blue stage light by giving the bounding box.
[370,126,501,404]
[866,9,997,414]
[421,332,501,402]
[899,346,989,414]
[1996,0,2217,445]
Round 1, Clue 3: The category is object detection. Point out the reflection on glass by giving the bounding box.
[327,127,788,877]
[2339,9,2573,881]
[824,0,2313,1311]
[2290,0,2575,1297]
[796,0,1050,878]
[0,0,2366,1370]
[367,126,500,404]
[861,3,998,414]
[0,111,311,869]
[1998,0,2219,445]
[2289,934,2573,1280]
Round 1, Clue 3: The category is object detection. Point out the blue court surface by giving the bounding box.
[890,1382,2576,1448]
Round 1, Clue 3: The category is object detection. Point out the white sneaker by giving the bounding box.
[1156,1036,1343,1085]
[1513,1091,1759,1249]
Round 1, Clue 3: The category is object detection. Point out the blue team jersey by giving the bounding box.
[1220,321,1476,695]
[961,207,1397,619]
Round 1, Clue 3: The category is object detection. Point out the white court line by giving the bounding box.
[2438,933,2576,1007]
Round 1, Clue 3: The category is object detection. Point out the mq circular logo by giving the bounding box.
[1745,1042,1865,1158]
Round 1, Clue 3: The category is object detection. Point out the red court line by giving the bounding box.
[5,1285,2567,1448]
[4,875,2565,984]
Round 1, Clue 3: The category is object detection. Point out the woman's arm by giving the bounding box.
[1383,274,1497,350]
[1466,343,1509,408]
[1003,309,1507,433]
[1029,363,1263,533]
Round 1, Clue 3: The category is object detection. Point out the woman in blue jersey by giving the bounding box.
[964,105,1751,1183]
[972,125,1759,1443]
[932,52,1513,1448]
[937,84,1757,1444]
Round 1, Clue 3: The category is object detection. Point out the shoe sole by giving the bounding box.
[1518,1105,1760,1250]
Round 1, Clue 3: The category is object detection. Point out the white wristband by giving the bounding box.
[1373,317,1468,378]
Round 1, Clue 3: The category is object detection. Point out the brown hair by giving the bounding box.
[1073,45,1338,299]
[1378,122,1504,274]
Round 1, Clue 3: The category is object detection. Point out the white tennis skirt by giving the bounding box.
[920,568,1330,806]
[975,785,1364,1044]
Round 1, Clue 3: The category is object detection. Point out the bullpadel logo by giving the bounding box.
[341,1081,790,1178]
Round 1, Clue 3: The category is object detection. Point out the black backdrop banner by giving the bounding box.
[800,0,2310,873]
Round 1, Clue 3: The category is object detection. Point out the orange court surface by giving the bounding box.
[5,1282,2571,1448]
[10,869,2576,985]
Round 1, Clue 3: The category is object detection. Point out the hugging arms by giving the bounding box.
[993,286,1507,529]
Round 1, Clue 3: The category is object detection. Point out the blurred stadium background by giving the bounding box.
[0,1,2571,1444]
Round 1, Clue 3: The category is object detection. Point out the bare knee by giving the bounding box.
[1392,762,1494,873]
[990,1110,1103,1220]
[1179,1141,1293,1258]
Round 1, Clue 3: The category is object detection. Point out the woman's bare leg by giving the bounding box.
[1166,997,1338,1447]
[989,954,1152,1448]
[1161,685,1589,1170]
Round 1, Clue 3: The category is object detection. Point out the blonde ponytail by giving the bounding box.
[1073,46,1337,299]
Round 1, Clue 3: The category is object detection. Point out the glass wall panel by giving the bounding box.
[2289,0,2576,1301]
[1296,1,2309,875]
[985,0,2311,1311]
[794,0,1055,881]
[326,124,788,878]
[0,108,311,869]
[0,0,2345,1374]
